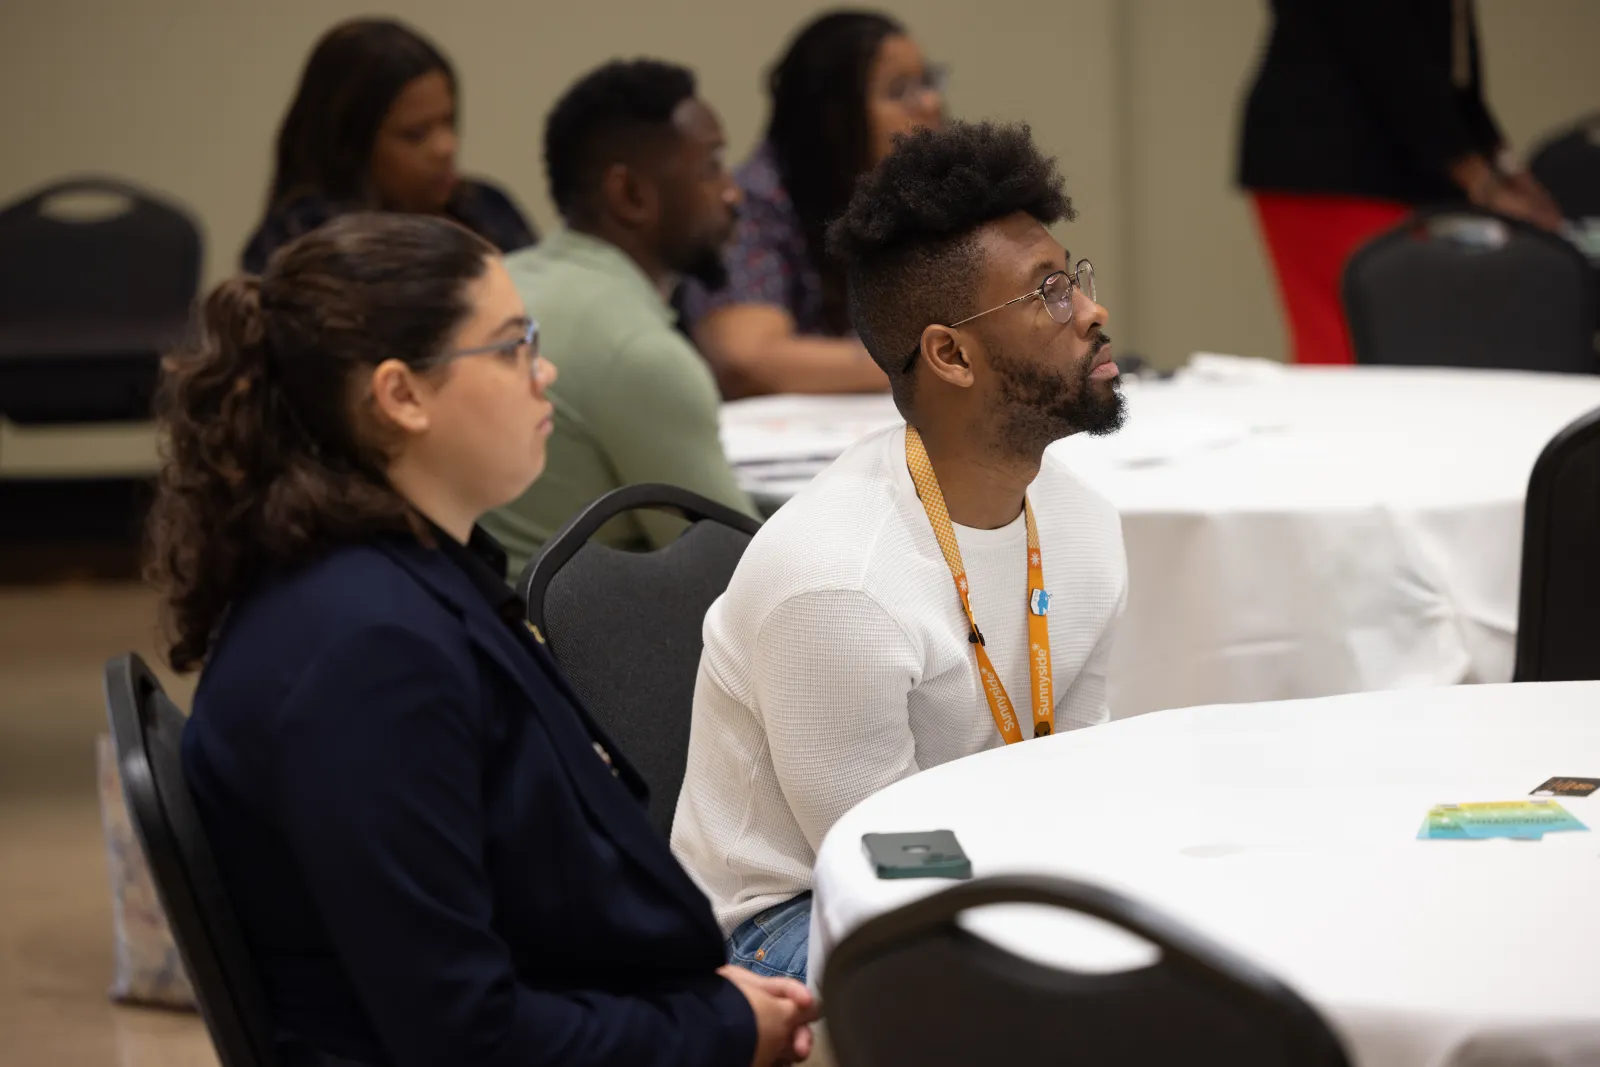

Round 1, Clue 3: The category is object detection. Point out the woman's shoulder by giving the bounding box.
[265,188,341,224]
[451,178,538,254]
[241,191,342,273]
[202,540,481,714]
[457,177,517,209]
[193,544,493,795]
[733,142,791,207]
[236,541,461,647]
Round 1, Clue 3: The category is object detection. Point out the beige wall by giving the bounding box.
[2,0,1597,368]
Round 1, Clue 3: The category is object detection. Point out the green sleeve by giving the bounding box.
[588,332,758,549]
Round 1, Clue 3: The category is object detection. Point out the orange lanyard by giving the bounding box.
[906,427,1054,743]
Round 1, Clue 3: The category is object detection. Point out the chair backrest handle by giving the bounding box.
[18,176,166,211]
[824,873,1349,1065]
[516,483,761,616]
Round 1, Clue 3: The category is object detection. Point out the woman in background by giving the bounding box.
[681,9,943,397]
[242,18,535,273]
[153,213,813,1067]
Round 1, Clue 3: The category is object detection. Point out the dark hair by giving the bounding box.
[827,120,1073,412]
[147,213,494,672]
[767,10,905,335]
[267,19,455,209]
[544,59,698,222]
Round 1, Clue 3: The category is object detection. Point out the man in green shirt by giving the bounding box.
[484,59,756,573]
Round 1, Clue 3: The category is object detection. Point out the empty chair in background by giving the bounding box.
[0,176,199,424]
[1515,405,1600,683]
[1342,207,1597,373]
[0,176,201,575]
[241,18,535,274]
[679,9,943,397]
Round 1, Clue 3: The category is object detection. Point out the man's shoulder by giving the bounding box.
[731,428,932,604]
[511,260,694,374]
[561,317,717,422]
[504,243,624,312]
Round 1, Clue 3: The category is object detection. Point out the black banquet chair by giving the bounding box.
[823,874,1352,1067]
[517,484,762,836]
[103,653,279,1067]
[0,176,201,423]
[1514,405,1600,682]
[1342,207,1597,375]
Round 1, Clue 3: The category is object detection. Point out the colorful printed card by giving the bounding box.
[1417,800,1588,841]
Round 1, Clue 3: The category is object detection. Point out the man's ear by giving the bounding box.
[599,161,658,230]
[918,324,976,389]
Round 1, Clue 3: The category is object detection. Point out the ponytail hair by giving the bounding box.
[147,212,494,671]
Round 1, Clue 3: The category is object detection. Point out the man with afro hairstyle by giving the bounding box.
[672,121,1128,983]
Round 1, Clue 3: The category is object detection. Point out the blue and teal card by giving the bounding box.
[1417,800,1587,841]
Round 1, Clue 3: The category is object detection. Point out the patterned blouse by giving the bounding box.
[240,178,537,274]
[680,141,847,338]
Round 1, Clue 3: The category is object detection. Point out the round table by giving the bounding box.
[809,682,1600,1067]
[722,363,1600,716]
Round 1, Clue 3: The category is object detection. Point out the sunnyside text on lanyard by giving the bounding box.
[905,426,1054,743]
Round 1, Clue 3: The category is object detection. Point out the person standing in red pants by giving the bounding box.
[1238,0,1561,365]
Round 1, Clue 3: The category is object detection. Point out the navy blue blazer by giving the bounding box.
[182,533,755,1067]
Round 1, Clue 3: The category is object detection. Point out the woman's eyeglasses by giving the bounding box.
[883,64,949,106]
[903,259,1095,372]
[437,319,543,380]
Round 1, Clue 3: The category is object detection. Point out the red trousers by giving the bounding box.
[1251,192,1411,365]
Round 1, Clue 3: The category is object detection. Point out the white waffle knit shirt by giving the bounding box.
[671,424,1128,935]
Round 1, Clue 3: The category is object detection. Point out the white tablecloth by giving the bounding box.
[722,364,1600,716]
[810,682,1600,1067]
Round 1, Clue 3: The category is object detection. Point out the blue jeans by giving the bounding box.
[725,892,812,983]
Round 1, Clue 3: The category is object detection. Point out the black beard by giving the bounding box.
[991,330,1126,452]
[680,244,730,291]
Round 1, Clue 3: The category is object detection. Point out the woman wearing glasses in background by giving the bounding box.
[680,9,945,398]
[151,214,815,1067]
[241,18,536,273]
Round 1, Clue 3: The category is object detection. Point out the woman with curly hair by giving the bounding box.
[149,213,814,1067]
